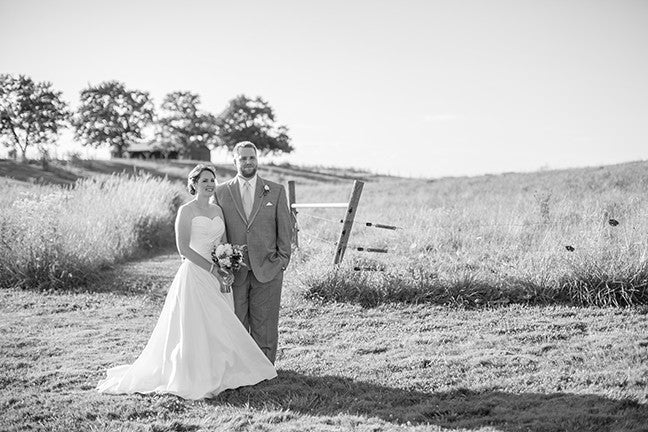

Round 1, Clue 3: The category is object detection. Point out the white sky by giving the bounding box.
[1,0,647,178]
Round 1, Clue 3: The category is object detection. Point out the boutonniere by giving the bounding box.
[262,184,270,196]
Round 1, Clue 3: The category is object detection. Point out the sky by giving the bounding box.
[1,0,647,178]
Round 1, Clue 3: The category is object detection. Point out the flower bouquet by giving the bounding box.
[211,243,247,292]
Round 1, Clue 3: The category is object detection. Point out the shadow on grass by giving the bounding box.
[71,159,359,185]
[70,159,197,182]
[209,369,646,431]
[0,159,82,185]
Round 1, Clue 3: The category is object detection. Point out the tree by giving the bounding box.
[216,95,293,155]
[156,91,220,159]
[0,74,70,162]
[73,81,155,158]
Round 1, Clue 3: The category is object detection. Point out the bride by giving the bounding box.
[97,164,277,400]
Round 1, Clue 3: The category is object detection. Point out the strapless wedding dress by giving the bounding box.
[97,216,277,399]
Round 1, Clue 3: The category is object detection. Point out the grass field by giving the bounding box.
[1,158,648,431]
[292,161,648,307]
[1,250,647,432]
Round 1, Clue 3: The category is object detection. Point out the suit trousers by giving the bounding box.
[231,269,283,364]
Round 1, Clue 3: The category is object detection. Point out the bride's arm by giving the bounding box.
[175,206,226,284]
[211,205,234,286]
[215,206,228,244]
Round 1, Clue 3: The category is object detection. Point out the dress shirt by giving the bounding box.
[237,174,257,202]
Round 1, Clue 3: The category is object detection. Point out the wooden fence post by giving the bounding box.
[287,180,298,247]
[333,180,364,265]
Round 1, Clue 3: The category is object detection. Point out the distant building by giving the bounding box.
[122,141,210,161]
[183,145,211,161]
[122,142,174,160]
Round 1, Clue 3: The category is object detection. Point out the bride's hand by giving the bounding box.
[215,268,234,292]
[218,268,234,286]
[210,267,226,284]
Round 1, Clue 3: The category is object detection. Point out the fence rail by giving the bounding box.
[288,180,365,264]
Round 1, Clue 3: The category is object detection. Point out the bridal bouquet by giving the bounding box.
[211,243,247,292]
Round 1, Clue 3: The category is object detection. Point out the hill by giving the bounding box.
[3,157,648,192]
[0,158,385,187]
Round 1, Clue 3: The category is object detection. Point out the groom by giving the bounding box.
[213,141,292,364]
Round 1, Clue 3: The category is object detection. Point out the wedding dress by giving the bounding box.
[97,215,277,399]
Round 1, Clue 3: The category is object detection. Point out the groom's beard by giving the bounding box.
[239,166,257,178]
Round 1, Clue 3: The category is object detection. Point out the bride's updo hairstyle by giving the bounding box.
[187,164,217,195]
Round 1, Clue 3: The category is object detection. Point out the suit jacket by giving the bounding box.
[213,176,292,283]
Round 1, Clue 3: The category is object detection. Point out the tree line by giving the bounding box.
[0,74,293,161]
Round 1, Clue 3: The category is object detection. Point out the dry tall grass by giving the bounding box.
[0,173,183,290]
[2,159,647,305]
[292,162,648,306]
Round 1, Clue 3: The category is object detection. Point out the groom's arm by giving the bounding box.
[275,185,292,269]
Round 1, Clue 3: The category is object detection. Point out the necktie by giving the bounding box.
[242,181,253,218]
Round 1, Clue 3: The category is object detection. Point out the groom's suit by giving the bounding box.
[213,176,292,363]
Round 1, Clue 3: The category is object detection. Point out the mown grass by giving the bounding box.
[1,252,647,431]
[0,173,183,290]
[292,161,648,307]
